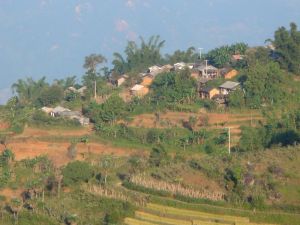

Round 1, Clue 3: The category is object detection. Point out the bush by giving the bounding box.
[10,121,24,134]
[148,145,170,167]
[103,201,135,225]
[62,161,94,186]
[36,85,64,106]
[30,110,81,128]
[67,143,77,159]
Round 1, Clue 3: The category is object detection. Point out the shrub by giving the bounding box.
[148,145,170,167]
[62,161,94,186]
[67,143,77,159]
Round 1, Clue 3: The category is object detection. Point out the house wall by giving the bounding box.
[209,88,219,99]
[117,77,126,86]
[131,87,149,97]
[141,76,153,87]
[220,88,230,95]
[224,69,238,79]
[191,71,199,79]
[200,88,218,99]
[200,91,208,99]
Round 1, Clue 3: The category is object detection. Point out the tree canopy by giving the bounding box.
[112,35,165,74]
[243,61,285,108]
[273,22,300,74]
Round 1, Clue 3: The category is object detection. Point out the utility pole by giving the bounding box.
[228,127,231,154]
[198,47,203,60]
[205,59,208,77]
[94,80,97,100]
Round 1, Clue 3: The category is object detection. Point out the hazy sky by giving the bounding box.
[1,0,300,103]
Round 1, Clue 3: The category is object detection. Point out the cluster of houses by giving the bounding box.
[114,59,241,104]
[41,106,90,126]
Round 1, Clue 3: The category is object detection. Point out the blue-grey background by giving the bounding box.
[1,0,300,103]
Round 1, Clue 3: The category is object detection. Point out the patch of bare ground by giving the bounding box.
[180,170,224,193]
[0,137,142,167]
[17,126,92,138]
[0,121,10,130]
[0,188,23,203]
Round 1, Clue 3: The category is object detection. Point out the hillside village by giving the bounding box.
[0,22,300,225]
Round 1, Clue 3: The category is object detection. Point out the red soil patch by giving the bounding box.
[0,121,10,130]
[0,138,141,167]
[18,126,92,138]
[0,188,23,202]
[181,170,224,193]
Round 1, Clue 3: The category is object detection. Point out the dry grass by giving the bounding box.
[130,175,225,201]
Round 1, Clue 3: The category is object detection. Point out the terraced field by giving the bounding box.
[129,111,263,145]
[124,203,277,225]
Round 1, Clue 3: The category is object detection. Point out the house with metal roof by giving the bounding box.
[219,81,240,95]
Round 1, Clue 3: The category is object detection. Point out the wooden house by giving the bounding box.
[130,84,149,97]
[141,75,154,87]
[199,87,219,99]
[219,81,240,95]
[196,64,219,79]
[221,69,238,79]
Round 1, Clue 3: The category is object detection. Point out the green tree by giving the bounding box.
[11,77,48,105]
[83,54,107,73]
[228,89,245,108]
[62,161,94,186]
[36,85,64,106]
[239,126,265,152]
[272,22,300,74]
[165,47,198,64]
[207,42,248,68]
[244,61,285,108]
[54,76,77,89]
[151,69,197,104]
[148,145,170,167]
[87,94,126,125]
[112,35,165,74]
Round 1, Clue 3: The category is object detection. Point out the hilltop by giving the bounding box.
[0,23,299,225]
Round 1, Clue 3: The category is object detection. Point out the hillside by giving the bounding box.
[0,22,300,225]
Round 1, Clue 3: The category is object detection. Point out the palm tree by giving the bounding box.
[11,77,48,105]
[113,35,165,74]
[112,52,128,74]
[54,76,77,89]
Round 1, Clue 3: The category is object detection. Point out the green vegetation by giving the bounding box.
[272,22,300,74]
[1,22,300,225]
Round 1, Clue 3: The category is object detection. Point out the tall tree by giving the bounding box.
[11,77,48,105]
[83,54,107,99]
[244,61,285,108]
[112,35,165,74]
[83,54,107,73]
[54,76,77,89]
[207,42,248,68]
[165,47,198,64]
[273,22,300,74]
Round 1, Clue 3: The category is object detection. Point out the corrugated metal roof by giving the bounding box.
[219,81,240,89]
